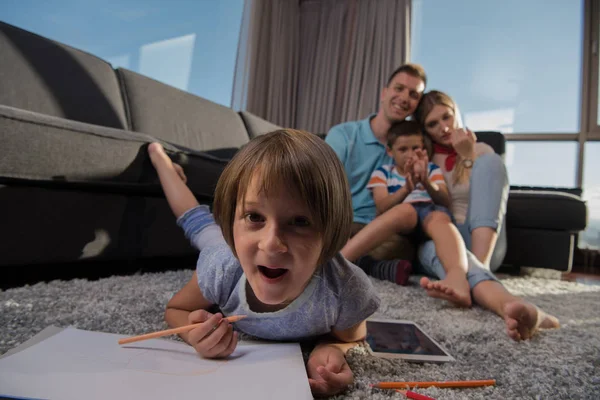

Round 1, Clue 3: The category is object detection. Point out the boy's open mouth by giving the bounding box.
[258,265,288,279]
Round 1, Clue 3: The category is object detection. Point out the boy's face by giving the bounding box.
[387,134,424,173]
[232,174,323,312]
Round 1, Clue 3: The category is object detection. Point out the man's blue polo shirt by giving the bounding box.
[325,115,392,224]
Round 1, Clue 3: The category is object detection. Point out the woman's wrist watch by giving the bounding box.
[462,158,474,168]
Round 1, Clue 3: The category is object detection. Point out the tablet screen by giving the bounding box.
[366,320,447,356]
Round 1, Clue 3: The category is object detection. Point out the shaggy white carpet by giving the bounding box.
[1,269,599,399]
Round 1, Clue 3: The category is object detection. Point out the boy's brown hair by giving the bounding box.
[386,120,423,147]
[387,120,432,158]
[213,129,352,265]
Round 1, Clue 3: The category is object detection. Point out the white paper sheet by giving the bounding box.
[0,327,313,400]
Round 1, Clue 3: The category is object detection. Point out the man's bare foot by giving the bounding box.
[420,274,472,307]
[148,143,187,183]
[503,301,560,341]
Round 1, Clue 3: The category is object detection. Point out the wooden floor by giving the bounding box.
[562,271,600,286]
[562,263,600,286]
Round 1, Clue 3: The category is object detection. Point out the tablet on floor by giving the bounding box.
[365,318,455,363]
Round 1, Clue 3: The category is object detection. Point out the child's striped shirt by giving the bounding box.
[367,162,445,203]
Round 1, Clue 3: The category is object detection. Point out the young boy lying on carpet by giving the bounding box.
[148,129,380,397]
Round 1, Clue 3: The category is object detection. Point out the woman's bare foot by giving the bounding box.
[420,272,472,307]
[503,301,560,341]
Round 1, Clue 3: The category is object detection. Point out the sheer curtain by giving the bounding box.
[232,0,411,134]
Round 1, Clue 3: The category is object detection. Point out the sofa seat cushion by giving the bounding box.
[507,189,587,231]
[0,21,128,129]
[117,68,250,151]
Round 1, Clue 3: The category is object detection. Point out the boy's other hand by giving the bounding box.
[411,149,429,183]
[404,158,417,184]
[307,345,353,397]
[173,163,188,183]
[186,310,238,359]
[404,173,415,193]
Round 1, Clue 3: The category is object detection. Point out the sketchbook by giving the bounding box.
[0,326,313,400]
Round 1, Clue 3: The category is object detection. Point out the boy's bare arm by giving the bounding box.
[309,320,367,364]
[372,186,410,214]
[149,143,199,218]
[164,271,214,344]
[306,321,367,396]
[422,179,451,208]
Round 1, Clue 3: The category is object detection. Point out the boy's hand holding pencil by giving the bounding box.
[119,311,246,359]
[185,311,241,359]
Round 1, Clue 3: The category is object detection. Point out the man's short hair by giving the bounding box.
[386,63,427,87]
[386,120,423,148]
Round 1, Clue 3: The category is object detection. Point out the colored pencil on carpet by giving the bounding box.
[372,379,496,389]
[396,389,437,400]
[118,315,247,345]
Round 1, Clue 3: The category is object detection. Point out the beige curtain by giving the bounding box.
[232,0,411,134]
[232,0,300,127]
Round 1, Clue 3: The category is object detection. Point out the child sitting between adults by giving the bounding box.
[341,120,471,305]
[148,129,380,397]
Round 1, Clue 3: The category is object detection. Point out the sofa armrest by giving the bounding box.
[0,104,156,183]
[0,105,229,200]
[507,188,587,232]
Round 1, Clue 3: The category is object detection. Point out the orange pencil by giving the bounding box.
[372,379,496,389]
[118,315,247,345]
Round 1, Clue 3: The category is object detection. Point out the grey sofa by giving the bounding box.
[0,21,280,286]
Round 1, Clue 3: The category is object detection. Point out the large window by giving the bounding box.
[505,142,578,188]
[581,142,600,250]
[2,0,244,107]
[411,0,600,253]
[411,0,583,134]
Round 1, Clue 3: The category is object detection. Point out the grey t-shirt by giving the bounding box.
[196,243,380,341]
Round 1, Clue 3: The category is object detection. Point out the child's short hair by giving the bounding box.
[213,129,352,265]
[386,120,423,148]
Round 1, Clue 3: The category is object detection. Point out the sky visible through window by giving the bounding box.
[3,0,244,107]
[411,0,598,250]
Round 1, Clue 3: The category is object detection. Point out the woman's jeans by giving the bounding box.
[416,153,509,289]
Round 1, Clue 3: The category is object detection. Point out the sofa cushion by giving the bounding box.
[0,105,153,184]
[239,111,282,138]
[117,68,250,151]
[0,104,230,201]
[0,21,128,129]
[507,189,587,231]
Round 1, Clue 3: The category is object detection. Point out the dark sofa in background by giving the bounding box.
[471,133,587,272]
[0,21,587,288]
